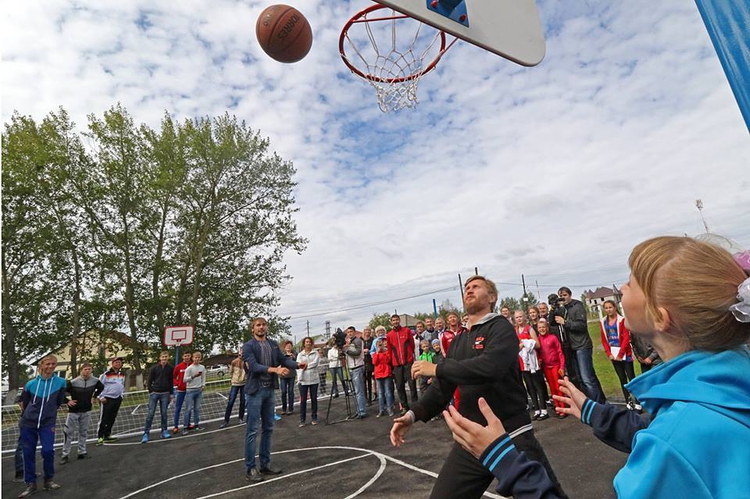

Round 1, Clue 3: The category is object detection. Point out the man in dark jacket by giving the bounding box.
[141,352,174,443]
[390,276,566,499]
[242,317,307,483]
[555,287,605,403]
[61,362,104,463]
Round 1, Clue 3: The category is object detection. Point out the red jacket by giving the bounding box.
[372,351,393,379]
[538,333,565,371]
[440,326,467,357]
[599,315,632,360]
[387,326,415,366]
[173,361,190,392]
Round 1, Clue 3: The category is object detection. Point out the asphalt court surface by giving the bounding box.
[2,396,627,498]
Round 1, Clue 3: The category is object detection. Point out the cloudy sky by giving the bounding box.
[3,0,748,341]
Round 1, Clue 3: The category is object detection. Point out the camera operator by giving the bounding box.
[554,287,606,403]
[546,294,580,389]
[344,327,369,419]
[363,327,375,404]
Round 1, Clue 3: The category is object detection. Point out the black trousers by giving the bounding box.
[430,431,567,499]
[521,371,547,412]
[365,364,374,402]
[611,360,636,400]
[392,363,418,409]
[97,396,122,438]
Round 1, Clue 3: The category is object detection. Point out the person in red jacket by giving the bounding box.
[386,314,417,414]
[536,319,567,419]
[600,300,636,409]
[172,351,193,433]
[441,312,467,356]
[372,339,395,417]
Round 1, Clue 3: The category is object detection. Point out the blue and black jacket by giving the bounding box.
[20,374,67,429]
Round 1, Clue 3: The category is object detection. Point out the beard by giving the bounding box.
[464,296,487,315]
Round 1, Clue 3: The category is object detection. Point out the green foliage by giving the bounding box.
[368,312,392,330]
[2,106,306,384]
[499,297,521,313]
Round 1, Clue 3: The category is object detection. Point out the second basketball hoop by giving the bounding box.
[339,4,454,113]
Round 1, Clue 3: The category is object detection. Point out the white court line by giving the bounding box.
[105,424,238,446]
[117,445,504,499]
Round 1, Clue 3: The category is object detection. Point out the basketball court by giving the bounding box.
[2,396,627,498]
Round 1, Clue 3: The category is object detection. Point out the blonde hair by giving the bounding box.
[629,236,749,351]
[465,275,499,309]
[374,325,386,334]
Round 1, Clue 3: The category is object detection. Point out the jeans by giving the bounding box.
[279,378,295,413]
[575,348,606,403]
[350,366,368,416]
[173,391,189,428]
[224,385,246,422]
[144,392,170,433]
[329,367,347,395]
[63,411,92,456]
[298,383,318,423]
[376,377,394,415]
[21,425,55,484]
[184,389,203,427]
[245,386,276,471]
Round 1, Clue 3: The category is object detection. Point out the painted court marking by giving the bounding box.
[117,445,504,499]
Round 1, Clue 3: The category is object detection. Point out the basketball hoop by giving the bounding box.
[339,4,457,112]
[164,325,194,348]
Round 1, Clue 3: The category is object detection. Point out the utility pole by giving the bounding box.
[325,320,331,339]
[695,199,710,233]
[306,320,310,336]
[535,279,541,300]
[521,274,529,312]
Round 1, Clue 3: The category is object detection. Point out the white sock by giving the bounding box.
[541,410,548,416]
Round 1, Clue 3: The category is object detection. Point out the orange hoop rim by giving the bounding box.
[339,4,448,84]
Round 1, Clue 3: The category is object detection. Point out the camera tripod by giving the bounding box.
[324,352,357,425]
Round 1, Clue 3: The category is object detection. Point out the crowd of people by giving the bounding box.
[14,235,749,498]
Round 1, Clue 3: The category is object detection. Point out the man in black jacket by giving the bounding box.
[61,363,104,463]
[141,352,174,443]
[390,276,566,499]
[555,287,605,403]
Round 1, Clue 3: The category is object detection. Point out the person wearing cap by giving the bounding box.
[95,357,126,445]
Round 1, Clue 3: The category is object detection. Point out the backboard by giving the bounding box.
[375,0,546,66]
[164,325,194,347]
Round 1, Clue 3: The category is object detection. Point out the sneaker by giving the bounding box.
[96,438,104,446]
[387,411,394,417]
[194,425,204,431]
[238,418,245,424]
[60,455,69,465]
[311,420,318,426]
[532,411,541,421]
[172,427,180,434]
[141,434,149,444]
[44,480,62,491]
[376,412,384,418]
[77,453,91,459]
[187,424,195,431]
[182,430,189,436]
[103,436,118,443]
[161,430,172,439]
[246,468,264,483]
[299,422,306,427]
[13,474,25,483]
[259,466,283,475]
[538,412,550,421]
[18,483,37,498]
[219,422,229,429]
[274,413,281,421]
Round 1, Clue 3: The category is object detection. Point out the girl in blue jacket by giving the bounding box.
[443,236,750,499]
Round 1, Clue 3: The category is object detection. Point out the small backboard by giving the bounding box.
[376,0,546,66]
[164,325,194,347]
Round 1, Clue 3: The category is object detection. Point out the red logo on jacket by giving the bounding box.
[473,337,485,350]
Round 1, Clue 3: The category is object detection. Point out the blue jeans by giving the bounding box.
[21,425,55,484]
[279,377,295,412]
[173,391,190,428]
[575,348,606,403]
[376,377,394,415]
[329,367,347,395]
[350,366,368,416]
[184,389,203,427]
[224,385,246,422]
[245,386,276,471]
[144,392,170,433]
[298,383,318,423]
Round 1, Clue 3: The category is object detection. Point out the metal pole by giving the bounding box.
[433,299,438,318]
[458,273,464,304]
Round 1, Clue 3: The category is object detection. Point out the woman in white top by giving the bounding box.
[327,341,347,397]
[297,337,320,426]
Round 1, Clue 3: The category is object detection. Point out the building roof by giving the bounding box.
[584,286,621,300]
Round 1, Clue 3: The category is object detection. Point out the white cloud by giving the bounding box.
[3,0,748,338]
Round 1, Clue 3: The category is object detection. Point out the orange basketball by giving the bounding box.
[256,4,313,63]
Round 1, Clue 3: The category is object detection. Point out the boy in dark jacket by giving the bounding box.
[61,362,104,463]
[142,352,174,442]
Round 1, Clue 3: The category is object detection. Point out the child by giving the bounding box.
[372,339,394,417]
[431,339,442,358]
[515,311,548,421]
[417,340,436,393]
[536,319,566,419]
[600,300,637,409]
[444,236,750,499]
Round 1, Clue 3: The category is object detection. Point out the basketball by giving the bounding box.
[256,4,313,63]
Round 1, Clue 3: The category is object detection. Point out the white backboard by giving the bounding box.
[376,0,546,66]
[164,325,194,347]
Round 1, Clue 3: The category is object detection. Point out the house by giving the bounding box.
[35,329,149,381]
[584,286,623,317]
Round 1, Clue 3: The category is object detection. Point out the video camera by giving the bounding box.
[333,327,347,349]
[548,293,567,319]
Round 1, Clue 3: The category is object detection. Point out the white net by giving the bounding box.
[341,8,446,113]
